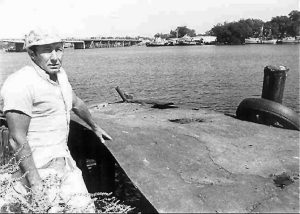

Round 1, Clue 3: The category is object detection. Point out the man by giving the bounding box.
[1,29,112,212]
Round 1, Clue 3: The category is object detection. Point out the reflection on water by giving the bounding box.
[0,45,299,115]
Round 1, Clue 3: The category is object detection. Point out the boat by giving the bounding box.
[261,28,277,44]
[245,26,277,45]
[146,34,202,47]
[245,37,261,44]
[176,40,197,46]
[244,37,277,45]
[146,37,169,47]
[201,36,217,45]
[261,39,277,44]
[175,34,197,46]
[277,36,300,44]
[146,42,169,47]
[245,26,264,44]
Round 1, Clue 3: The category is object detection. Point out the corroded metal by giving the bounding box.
[262,65,289,103]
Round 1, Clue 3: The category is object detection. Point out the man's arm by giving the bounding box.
[5,111,42,188]
[72,91,112,143]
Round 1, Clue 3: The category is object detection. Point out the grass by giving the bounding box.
[0,153,134,213]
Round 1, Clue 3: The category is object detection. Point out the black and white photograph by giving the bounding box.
[0,0,299,213]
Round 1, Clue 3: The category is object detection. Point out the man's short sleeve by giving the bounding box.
[1,77,33,117]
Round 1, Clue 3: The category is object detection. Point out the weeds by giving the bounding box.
[0,155,134,213]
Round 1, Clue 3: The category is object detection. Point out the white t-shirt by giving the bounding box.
[1,62,75,168]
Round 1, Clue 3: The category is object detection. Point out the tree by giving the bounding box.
[288,10,300,36]
[153,33,170,39]
[169,26,196,38]
[208,10,299,44]
[269,16,291,38]
[265,11,300,38]
[239,19,264,37]
[210,21,252,44]
[210,23,232,44]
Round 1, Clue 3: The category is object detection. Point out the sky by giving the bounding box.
[0,0,298,39]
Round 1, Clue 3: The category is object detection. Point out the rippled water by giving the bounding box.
[0,44,299,115]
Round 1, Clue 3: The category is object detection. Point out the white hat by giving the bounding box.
[24,28,62,49]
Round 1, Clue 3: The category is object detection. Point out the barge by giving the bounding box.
[68,101,299,213]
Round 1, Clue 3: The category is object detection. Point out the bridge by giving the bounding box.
[1,38,142,51]
[65,38,142,49]
[1,39,26,52]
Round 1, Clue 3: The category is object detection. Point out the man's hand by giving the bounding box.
[72,91,113,144]
[93,126,112,144]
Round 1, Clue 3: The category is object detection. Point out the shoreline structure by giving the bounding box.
[70,101,299,213]
[1,35,299,52]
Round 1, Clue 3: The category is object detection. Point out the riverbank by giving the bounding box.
[72,102,299,213]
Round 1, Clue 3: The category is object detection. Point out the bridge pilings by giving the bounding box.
[74,42,85,49]
[1,38,141,51]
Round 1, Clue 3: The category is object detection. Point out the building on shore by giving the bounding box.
[199,36,217,44]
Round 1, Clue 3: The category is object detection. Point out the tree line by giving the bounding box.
[154,26,196,39]
[208,10,299,44]
[153,10,299,44]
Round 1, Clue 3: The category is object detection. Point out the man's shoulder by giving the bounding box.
[4,66,37,84]
[1,66,37,91]
[12,65,36,77]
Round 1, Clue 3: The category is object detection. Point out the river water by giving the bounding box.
[0,44,299,115]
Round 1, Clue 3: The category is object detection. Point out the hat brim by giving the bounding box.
[25,38,63,49]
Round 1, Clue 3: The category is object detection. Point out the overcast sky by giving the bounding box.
[0,0,298,39]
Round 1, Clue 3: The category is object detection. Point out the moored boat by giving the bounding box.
[245,37,261,44]
[245,26,277,45]
[261,39,277,44]
[176,40,197,46]
[146,42,167,47]
[146,37,169,47]
[277,36,300,44]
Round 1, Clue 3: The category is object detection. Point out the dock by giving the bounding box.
[71,102,299,213]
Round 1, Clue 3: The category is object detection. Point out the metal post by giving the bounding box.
[115,86,128,102]
[262,65,289,103]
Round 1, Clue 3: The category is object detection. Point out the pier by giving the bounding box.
[69,102,299,213]
[1,38,142,51]
[1,101,299,212]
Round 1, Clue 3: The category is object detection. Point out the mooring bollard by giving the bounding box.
[237,65,299,130]
[262,65,289,103]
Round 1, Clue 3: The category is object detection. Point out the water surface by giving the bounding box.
[1,44,299,115]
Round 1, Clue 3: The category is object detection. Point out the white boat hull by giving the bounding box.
[245,38,261,44]
[261,39,277,44]
[281,37,300,44]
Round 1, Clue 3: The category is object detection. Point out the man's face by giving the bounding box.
[33,42,64,75]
